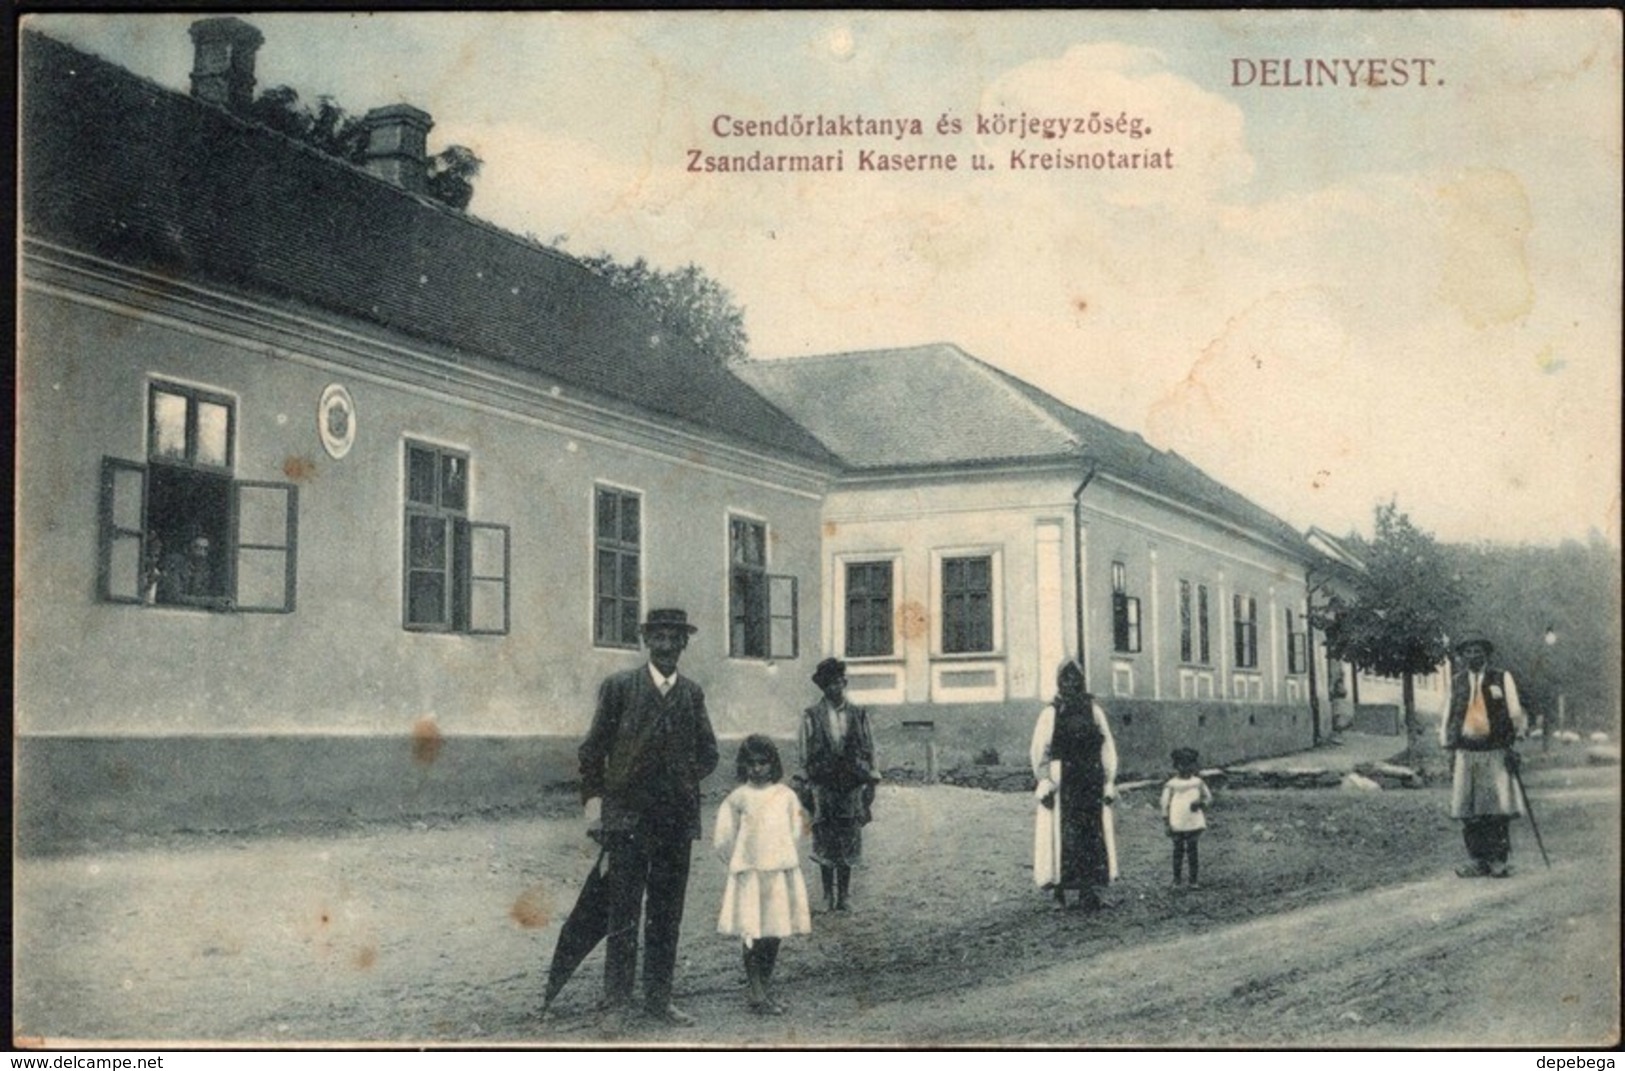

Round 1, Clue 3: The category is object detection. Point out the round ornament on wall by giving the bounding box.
[318,383,356,459]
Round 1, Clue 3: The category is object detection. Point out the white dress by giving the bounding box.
[714,782,813,942]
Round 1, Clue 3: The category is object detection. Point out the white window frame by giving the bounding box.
[591,481,645,650]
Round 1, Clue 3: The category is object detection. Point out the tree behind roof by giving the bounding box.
[244,87,481,211]
[577,254,750,366]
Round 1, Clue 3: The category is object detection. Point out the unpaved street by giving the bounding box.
[14,758,1619,1048]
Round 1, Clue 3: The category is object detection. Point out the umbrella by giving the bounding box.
[542,843,611,1010]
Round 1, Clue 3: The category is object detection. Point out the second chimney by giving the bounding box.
[361,105,434,195]
[188,17,264,112]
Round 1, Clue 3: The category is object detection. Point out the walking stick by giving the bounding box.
[1506,750,1552,869]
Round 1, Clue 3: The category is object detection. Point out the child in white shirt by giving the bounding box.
[1160,747,1214,888]
[714,735,812,1015]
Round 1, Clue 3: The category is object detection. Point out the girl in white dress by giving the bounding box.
[714,734,812,1015]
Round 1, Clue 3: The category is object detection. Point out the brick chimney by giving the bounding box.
[188,17,264,112]
[361,105,434,195]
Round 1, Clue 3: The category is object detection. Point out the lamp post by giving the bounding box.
[1543,627,1561,749]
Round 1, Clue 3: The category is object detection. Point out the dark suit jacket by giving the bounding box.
[799,702,877,824]
[579,665,719,841]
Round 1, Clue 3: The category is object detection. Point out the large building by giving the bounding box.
[17,23,834,846]
[740,345,1320,770]
[18,21,1325,846]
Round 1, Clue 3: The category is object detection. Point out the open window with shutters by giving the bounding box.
[403,440,510,634]
[1110,560,1142,654]
[1286,608,1308,675]
[728,515,798,660]
[97,381,297,612]
[1233,593,1259,669]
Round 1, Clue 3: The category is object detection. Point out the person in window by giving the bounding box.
[155,533,217,604]
[1030,659,1119,910]
[795,658,878,912]
[1437,631,1527,878]
[578,608,719,1030]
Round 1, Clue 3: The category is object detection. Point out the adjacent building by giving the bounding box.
[739,345,1321,771]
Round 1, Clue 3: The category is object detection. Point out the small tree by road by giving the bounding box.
[1315,502,1466,771]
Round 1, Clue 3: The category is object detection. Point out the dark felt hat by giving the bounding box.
[640,608,697,634]
[1452,629,1494,655]
[812,657,847,688]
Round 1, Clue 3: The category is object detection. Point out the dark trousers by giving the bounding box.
[1172,831,1201,883]
[603,828,693,1010]
[1463,816,1511,864]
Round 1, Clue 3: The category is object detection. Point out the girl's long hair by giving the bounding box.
[734,733,784,783]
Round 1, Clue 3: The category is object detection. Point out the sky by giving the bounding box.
[26,10,1623,548]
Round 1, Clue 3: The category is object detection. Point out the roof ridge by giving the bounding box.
[24,29,597,281]
[939,346,1086,453]
[753,341,957,365]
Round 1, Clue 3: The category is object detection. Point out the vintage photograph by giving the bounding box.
[13,10,1621,1049]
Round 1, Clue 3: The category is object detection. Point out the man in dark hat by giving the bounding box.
[1438,630,1528,878]
[578,608,718,1027]
[796,657,878,911]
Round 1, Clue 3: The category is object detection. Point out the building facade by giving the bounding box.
[739,346,1320,774]
[17,25,832,846]
[20,22,1330,844]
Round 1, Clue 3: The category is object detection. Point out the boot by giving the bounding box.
[820,865,835,912]
[835,865,851,911]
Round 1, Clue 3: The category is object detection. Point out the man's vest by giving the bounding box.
[1442,668,1515,749]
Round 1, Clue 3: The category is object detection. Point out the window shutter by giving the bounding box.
[99,457,148,604]
[463,520,511,635]
[232,480,298,612]
[768,573,798,659]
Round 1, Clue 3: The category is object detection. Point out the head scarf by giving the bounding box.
[1055,659,1090,713]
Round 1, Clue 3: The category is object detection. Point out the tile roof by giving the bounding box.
[19,31,834,467]
[739,343,1312,556]
[733,344,1083,468]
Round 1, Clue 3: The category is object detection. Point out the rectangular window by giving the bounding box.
[728,516,797,659]
[845,561,894,658]
[1197,584,1211,664]
[595,487,641,648]
[1286,609,1308,675]
[941,555,994,654]
[1179,580,1193,663]
[1233,593,1258,669]
[98,381,297,613]
[1182,580,1212,664]
[1111,560,1141,654]
[403,441,509,633]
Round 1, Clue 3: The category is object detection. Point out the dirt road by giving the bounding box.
[14,758,1619,1049]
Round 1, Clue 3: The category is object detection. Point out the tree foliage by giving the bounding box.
[1316,502,1465,679]
[577,254,750,365]
[244,86,482,210]
[1314,503,1465,766]
[1444,536,1621,734]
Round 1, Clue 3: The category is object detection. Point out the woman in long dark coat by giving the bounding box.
[796,657,878,911]
[1030,659,1119,909]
